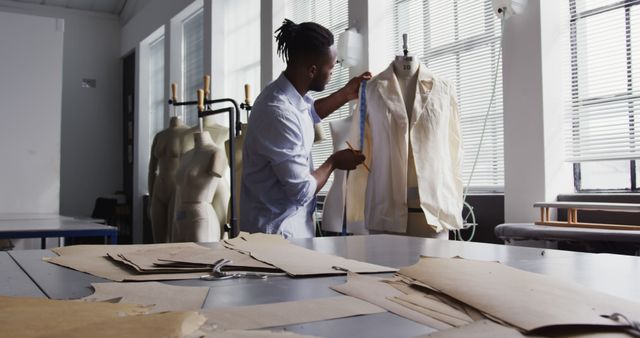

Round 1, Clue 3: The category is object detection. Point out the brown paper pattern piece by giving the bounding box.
[200,295,384,330]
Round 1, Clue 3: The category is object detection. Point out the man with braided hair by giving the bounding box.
[240,19,371,238]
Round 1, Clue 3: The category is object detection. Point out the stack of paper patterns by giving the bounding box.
[331,257,640,337]
[45,242,282,282]
[45,233,395,281]
[222,232,397,276]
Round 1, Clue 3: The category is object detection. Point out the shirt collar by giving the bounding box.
[275,73,311,112]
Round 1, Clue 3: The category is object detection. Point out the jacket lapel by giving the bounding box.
[375,64,408,126]
[410,65,434,126]
[373,64,409,215]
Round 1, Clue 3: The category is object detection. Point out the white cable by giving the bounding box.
[458,12,506,242]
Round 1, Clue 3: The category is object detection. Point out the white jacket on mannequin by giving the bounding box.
[346,62,464,233]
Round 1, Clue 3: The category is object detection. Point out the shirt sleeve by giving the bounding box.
[305,95,321,123]
[255,110,317,207]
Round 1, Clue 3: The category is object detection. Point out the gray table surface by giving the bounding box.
[0,251,45,298]
[0,213,101,222]
[6,235,640,338]
[0,218,113,232]
[0,218,117,248]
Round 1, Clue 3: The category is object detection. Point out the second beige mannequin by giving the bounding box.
[172,131,227,242]
[181,116,230,232]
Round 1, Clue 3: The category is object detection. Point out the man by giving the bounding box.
[240,19,371,238]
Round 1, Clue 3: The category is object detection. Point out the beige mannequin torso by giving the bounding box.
[181,116,230,231]
[393,56,419,121]
[393,56,420,206]
[173,131,227,242]
[181,116,229,152]
[322,115,369,235]
[148,116,188,243]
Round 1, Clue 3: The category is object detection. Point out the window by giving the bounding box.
[181,8,204,127]
[224,0,260,119]
[148,36,165,147]
[388,0,504,191]
[285,0,350,193]
[567,0,640,191]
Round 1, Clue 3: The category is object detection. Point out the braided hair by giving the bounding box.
[275,19,334,64]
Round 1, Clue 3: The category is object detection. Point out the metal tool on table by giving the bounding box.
[200,258,270,281]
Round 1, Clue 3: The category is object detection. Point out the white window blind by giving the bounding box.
[181,8,204,127]
[385,0,504,190]
[285,0,349,193]
[565,0,640,163]
[224,0,261,121]
[149,36,165,146]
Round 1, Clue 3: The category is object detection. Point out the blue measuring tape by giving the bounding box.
[358,80,367,151]
[342,81,368,237]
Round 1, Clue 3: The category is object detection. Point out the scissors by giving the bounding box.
[200,258,270,281]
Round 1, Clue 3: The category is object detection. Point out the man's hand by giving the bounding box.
[314,72,372,119]
[312,148,366,193]
[341,72,372,101]
[330,149,366,171]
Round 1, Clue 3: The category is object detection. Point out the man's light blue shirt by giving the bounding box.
[240,73,321,238]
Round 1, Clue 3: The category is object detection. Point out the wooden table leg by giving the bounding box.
[545,208,550,223]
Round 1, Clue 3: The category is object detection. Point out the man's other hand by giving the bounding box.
[330,149,366,170]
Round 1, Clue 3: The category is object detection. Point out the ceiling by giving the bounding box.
[6,0,127,15]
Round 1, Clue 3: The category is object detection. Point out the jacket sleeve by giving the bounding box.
[448,83,465,227]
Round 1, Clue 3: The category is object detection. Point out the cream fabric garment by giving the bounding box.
[321,115,368,234]
[346,62,464,233]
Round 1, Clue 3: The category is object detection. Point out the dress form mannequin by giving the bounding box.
[172,131,227,242]
[181,116,231,231]
[313,123,325,144]
[148,116,189,243]
[392,47,447,240]
[393,54,420,204]
[393,56,419,120]
[182,116,229,150]
[322,115,369,235]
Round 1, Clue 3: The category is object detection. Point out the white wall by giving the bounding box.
[0,1,123,218]
[120,0,195,56]
[0,11,63,214]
